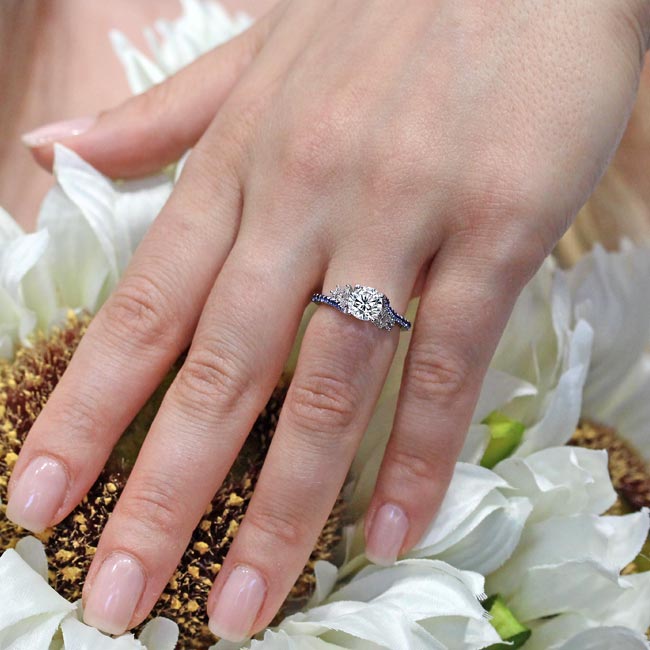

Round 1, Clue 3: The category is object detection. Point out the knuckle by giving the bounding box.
[118,476,181,538]
[462,170,534,230]
[453,168,558,283]
[387,445,441,487]
[405,342,468,403]
[279,98,357,187]
[174,343,252,415]
[366,129,435,202]
[286,371,359,436]
[243,507,305,549]
[101,273,177,352]
[44,385,106,454]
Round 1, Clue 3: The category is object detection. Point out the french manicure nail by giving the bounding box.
[6,456,68,533]
[83,553,145,635]
[21,116,96,147]
[365,503,409,566]
[209,565,267,642]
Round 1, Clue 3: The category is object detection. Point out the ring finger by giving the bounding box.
[206,255,420,641]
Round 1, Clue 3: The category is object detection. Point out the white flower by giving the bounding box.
[487,259,594,457]
[487,447,650,648]
[566,242,650,458]
[346,445,650,649]
[212,560,501,650]
[0,207,48,358]
[110,0,252,95]
[0,145,173,361]
[525,619,650,650]
[0,537,178,649]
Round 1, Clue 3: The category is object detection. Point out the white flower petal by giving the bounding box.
[487,510,650,622]
[424,497,531,575]
[35,145,172,321]
[585,353,650,460]
[52,146,171,278]
[137,617,180,650]
[36,185,110,314]
[308,561,339,607]
[241,630,345,650]
[60,617,144,649]
[570,244,650,408]
[472,368,537,423]
[110,0,252,94]
[555,626,650,650]
[0,206,24,242]
[457,424,491,464]
[412,463,509,550]
[0,229,49,301]
[494,447,616,521]
[588,572,650,632]
[53,146,123,281]
[277,561,499,650]
[0,612,69,650]
[109,30,166,94]
[0,549,74,632]
[111,174,173,274]
[491,258,558,385]
[514,319,593,455]
[420,616,501,650]
[15,537,48,581]
[525,614,650,650]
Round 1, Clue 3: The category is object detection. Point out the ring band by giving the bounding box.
[311,284,411,332]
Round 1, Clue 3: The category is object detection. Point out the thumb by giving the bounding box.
[23,11,275,178]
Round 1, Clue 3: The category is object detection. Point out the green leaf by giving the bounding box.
[480,411,526,469]
[483,595,531,649]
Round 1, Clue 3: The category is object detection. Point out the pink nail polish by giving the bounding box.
[21,116,96,147]
[6,456,68,533]
[208,565,267,642]
[83,553,145,635]
[365,503,409,566]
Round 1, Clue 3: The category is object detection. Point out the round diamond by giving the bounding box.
[347,286,384,321]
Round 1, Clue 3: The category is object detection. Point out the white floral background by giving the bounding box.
[1,2,650,649]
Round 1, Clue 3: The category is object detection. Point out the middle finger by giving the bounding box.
[207,256,419,641]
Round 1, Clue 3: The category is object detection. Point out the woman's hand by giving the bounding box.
[12,0,650,641]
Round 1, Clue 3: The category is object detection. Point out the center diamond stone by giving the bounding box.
[347,286,384,321]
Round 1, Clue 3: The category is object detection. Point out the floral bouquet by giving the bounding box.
[1,2,649,649]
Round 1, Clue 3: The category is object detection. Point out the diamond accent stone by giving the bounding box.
[347,286,384,322]
[331,285,351,310]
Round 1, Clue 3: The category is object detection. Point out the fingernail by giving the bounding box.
[209,565,267,642]
[83,553,145,635]
[365,503,409,566]
[21,116,96,147]
[6,456,68,533]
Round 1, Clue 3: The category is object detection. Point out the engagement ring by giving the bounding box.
[311,284,411,331]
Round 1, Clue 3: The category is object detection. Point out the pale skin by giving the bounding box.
[6,0,650,642]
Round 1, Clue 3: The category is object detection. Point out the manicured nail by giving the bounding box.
[6,456,68,533]
[83,553,145,635]
[209,565,267,642]
[365,503,409,566]
[21,116,96,147]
